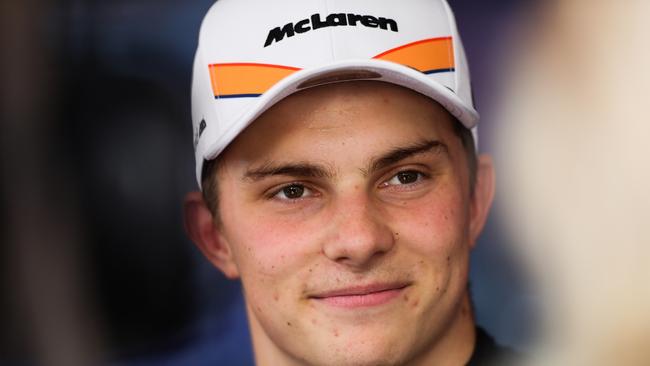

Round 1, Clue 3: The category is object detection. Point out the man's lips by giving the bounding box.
[309,283,410,308]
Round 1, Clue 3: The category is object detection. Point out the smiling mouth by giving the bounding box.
[310,283,410,308]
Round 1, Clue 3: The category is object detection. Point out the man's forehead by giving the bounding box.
[214,81,460,177]
[251,81,454,132]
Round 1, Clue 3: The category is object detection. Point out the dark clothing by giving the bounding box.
[467,327,521,366]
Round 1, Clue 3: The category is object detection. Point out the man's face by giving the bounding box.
[207,82,487,365]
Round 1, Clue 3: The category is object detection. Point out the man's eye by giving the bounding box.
[273,184,312,200]
[385,171,424,186]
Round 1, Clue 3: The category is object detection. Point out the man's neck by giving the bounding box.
[408,293,476,366]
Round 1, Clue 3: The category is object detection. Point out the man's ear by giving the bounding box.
[469,154,496,247]
[183,191,239,279]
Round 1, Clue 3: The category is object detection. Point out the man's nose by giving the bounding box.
[322,196,395,268]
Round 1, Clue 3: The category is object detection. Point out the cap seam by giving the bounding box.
[442,0,459,93]
[323,0,337,62]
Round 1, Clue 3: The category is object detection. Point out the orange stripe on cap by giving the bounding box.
[209,63,301,98]
[208,38,454,99]
[374,37,455,74]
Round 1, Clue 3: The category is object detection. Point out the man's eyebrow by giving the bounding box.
[367,140,448,174]
[243,162,335,181]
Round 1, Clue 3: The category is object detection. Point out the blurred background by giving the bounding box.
[12,0,641,365]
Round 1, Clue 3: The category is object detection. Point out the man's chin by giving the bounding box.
[296,323,419,366]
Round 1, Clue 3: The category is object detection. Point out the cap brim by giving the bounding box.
[202,58,479,163]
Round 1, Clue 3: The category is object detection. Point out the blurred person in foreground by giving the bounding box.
[496,1,650,365]
[183,0,515,365]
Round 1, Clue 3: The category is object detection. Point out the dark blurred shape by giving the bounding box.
[66,73,195,358]
[2,0,202,363]
[1,0,103,364]
[53,0,205,359]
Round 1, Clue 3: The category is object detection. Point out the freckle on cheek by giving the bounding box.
[403,294,409,302]
[333,328,339,337]
[274,293,279,302]
[461,305,469,317]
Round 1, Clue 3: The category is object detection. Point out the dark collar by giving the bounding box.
[466,327,520,366]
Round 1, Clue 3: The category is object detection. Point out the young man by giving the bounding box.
[184,0,503,364]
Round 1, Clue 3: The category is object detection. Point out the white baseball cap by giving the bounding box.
[191,0,478,187]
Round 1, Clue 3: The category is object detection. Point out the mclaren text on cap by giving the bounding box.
[264,13,399,47]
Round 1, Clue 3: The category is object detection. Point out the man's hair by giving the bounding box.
[201,118,477,217]
[201,157,222,219]
[453,119,478,193]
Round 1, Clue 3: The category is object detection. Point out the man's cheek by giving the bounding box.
[396,201,465,244]
[235,222,315,278]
